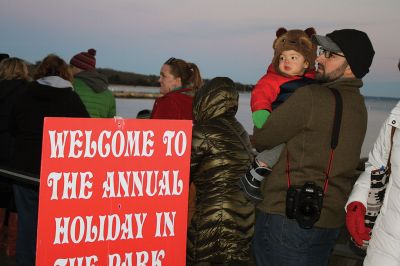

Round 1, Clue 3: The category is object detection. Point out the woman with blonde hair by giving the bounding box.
[9,54,89,266]
[0,57,30,257]
[151,57,202,119]
[0,57,30,81]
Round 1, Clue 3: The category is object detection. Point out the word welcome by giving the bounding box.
[48,130,187,159]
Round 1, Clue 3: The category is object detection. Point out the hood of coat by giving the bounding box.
[193,77,238,122]
[28,79,74,101]
[75,70,108,93]
[37,76,73,88]
[324,77,363,93]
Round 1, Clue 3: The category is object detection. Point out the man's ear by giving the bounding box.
[344,63,356,77]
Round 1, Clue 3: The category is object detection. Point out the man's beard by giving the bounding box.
[316,62,348,82]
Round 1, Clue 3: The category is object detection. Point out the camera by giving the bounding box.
[286,181,324,229]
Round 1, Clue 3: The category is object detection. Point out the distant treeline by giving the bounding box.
[98,68,254,92]
[97,68,160,87]
[28,62,254,92]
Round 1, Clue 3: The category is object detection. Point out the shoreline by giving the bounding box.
[112,87,398,158]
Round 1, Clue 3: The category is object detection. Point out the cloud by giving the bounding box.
[1,0,400,91]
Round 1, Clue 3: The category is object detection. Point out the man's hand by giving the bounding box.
[346,201,371,246]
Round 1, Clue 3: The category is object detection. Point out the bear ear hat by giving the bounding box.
[276,27,287,37]
[304,27,316,37]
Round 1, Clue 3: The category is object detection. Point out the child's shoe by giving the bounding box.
[238,159,271,202]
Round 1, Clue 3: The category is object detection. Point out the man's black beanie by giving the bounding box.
[327,29,375,79]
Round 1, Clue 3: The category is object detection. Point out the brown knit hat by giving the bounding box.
[70,49,96,70]
[272,27,317,76]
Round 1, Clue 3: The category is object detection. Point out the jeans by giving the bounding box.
[252,212,340,266]
[14,184,39,266]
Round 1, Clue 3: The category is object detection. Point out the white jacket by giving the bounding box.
[346,101,400,266]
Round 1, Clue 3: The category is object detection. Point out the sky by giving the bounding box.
[1,0,399,97]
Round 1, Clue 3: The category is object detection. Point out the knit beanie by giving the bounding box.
[312,29,374,79]
[272,27,317,75]
[70,49,96,70]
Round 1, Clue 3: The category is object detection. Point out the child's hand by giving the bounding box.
[252,110,271,129]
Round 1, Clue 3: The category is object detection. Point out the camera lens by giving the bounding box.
[300,202,316,218]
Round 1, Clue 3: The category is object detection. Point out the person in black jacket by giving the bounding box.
[0,56,30,257]
[9,54,89,266]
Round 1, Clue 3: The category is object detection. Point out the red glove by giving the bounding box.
[346,201,371,246]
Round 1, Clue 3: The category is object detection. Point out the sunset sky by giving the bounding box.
[1,0,399,97]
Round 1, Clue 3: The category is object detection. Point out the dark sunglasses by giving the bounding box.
[318,47,345,59]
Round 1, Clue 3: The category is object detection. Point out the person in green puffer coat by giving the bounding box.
[187,77,255,265]
[70,48,116,118]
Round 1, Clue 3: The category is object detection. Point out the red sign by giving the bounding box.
[36,117,192,266]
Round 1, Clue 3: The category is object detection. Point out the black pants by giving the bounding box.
[0,177,17,211]
[13,184,38,266]
[252,212,340,266]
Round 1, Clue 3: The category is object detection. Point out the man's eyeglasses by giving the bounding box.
[318,48,345,59]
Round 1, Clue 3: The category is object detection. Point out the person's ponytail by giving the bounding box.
[187,62,203,92]
[165,58,203,92]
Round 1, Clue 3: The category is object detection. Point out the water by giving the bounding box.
[112,85,399,157]
[110,85,160,94]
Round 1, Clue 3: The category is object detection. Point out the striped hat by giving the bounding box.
[70,49,96,70]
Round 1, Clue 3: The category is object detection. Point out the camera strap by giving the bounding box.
[286,87,343,194]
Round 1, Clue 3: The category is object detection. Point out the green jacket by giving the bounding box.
[73,70,116,118]
[254,78,367,228]
[187,77,255,264]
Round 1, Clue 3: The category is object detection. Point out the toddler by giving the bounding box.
[239,27,317,201]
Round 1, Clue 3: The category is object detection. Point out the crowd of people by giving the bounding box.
[0,27,399,266]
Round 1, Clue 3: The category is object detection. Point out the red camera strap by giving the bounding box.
[286,87,342,194]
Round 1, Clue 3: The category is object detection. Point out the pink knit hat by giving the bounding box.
[70,48,96,70]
